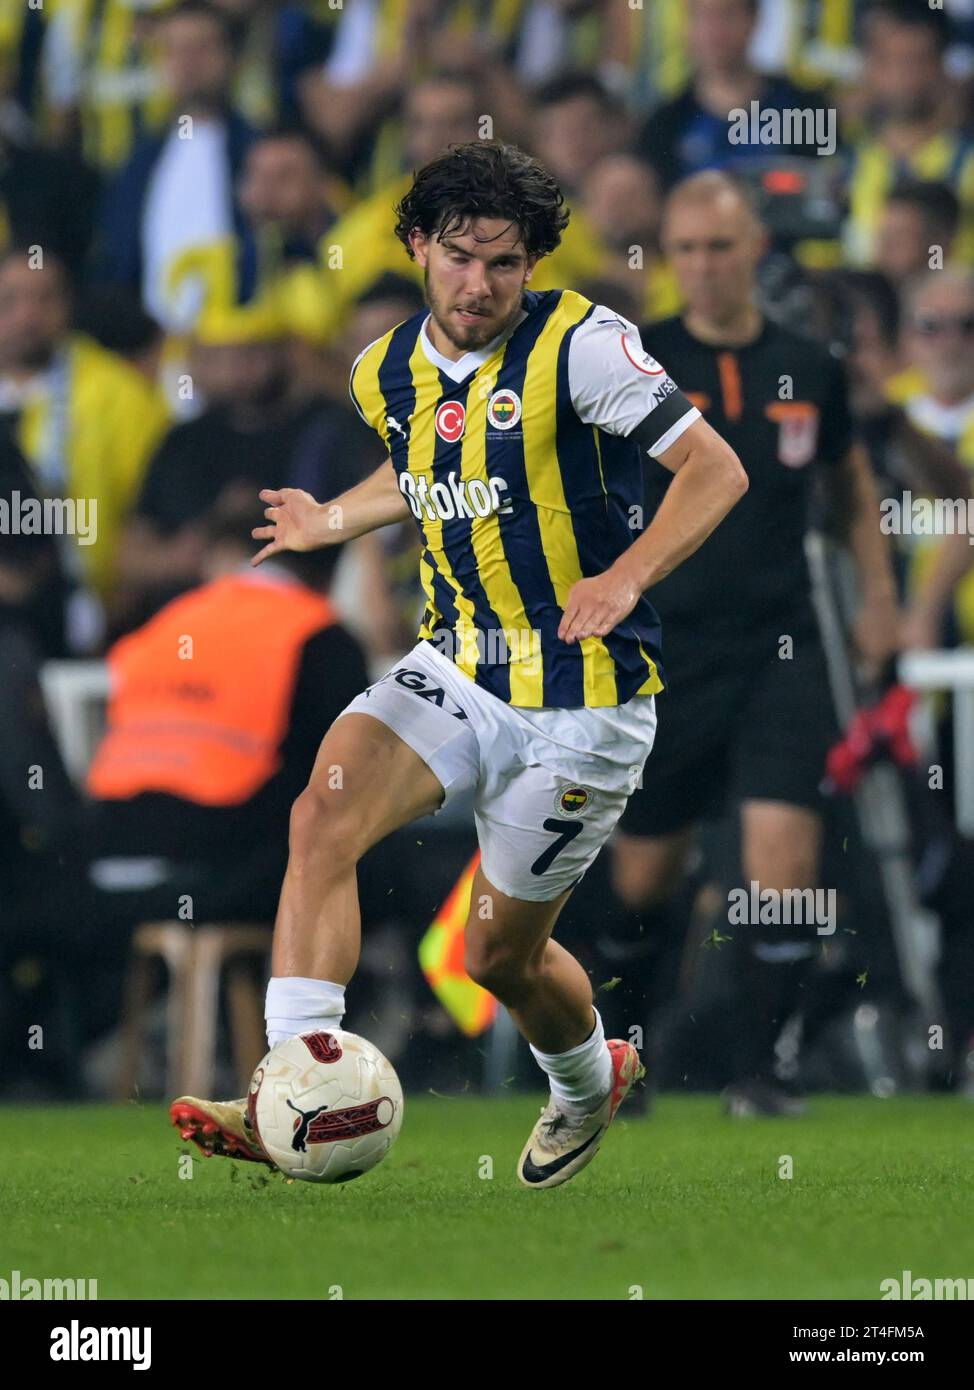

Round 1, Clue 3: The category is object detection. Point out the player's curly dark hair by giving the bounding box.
[393,140,570,260]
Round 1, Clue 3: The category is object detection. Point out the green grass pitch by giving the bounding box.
[3,1096,972,1300]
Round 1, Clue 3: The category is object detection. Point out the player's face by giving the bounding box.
[662,195,763,324]
[411,219,536,356]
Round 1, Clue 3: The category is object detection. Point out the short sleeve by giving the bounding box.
[568,306,700,458]
[347,336,395,455]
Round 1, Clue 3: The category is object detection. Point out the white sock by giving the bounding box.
[264,976,346,1049]
[529,1008,613,1114]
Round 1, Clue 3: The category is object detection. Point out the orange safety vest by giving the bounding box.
[87,574,337,806]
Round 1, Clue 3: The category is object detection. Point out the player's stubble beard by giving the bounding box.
[423,265,526,354]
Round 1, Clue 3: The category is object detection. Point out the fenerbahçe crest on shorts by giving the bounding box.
[349,289,666,709]
[558,786,591,816]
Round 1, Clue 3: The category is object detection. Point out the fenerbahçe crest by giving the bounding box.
[557,785,590,816]
[487,388,522,430]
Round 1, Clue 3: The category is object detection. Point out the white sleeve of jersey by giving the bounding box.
[568,307,701,458]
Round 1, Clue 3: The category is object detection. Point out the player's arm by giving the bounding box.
[618,416,748,585]
[251,457,410,566]
[560,416,747,643]
[559,310,748,644]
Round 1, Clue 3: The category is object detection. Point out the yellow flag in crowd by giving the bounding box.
[418,852,497,1037]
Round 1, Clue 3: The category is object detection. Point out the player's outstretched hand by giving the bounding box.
[251,487,324,566]
[559,567,641,645]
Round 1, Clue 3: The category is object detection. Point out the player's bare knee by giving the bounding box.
[462,942,500,992]
[288,783,361,877]
[464,939,535,1000]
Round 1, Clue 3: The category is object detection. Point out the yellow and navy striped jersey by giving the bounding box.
[349,289,700,710]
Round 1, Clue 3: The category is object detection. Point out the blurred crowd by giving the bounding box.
[3,0,974,1098]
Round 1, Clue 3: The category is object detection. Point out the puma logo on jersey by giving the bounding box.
[399,469,514,522]
[386,415,408,439]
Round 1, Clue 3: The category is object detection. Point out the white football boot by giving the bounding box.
[517,1038,644,1190]
[170,1096,275,1168]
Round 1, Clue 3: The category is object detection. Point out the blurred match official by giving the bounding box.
[610,171,901,1115]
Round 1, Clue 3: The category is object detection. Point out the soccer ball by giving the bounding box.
[248,1030,403,1182]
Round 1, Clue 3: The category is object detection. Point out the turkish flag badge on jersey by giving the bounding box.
[435,400,466,442]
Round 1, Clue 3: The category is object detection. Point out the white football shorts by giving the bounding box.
[336,640,657,902]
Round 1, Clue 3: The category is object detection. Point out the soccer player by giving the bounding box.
[170,141,747,1188]
[609,171,900,1115]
